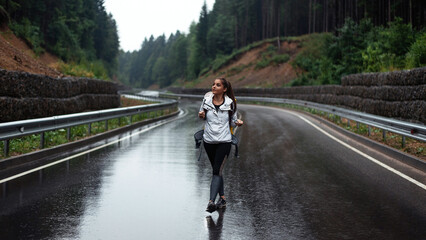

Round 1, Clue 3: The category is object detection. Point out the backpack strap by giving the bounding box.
[228,102,234,127]
[197,143,203,161]
[232,135,239,158]
[194,129,204,161]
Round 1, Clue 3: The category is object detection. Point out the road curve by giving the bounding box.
[0,100,424,240]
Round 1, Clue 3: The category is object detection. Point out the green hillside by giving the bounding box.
[118,0,425,89]
[0,0,424,87]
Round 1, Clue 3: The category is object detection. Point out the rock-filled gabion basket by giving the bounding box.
[0,69,120,122]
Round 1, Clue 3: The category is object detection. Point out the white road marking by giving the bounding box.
[0,110,187,184]
[293,113,426,191]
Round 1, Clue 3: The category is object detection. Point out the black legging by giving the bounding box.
[203,141,231,201]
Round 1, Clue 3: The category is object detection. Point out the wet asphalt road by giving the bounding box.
[0,100,425,240]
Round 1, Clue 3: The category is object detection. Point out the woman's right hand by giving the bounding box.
[235,119,244,126]
[198,111,205,119]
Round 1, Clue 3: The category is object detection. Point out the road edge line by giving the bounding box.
[295,113,426,191]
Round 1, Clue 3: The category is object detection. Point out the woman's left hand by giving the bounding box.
[235,119,244,126]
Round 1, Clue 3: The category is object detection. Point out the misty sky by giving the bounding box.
[104,0,215,52]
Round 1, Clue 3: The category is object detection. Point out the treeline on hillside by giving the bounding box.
[291,18,426,86]
[119,0,425,88]
[119,32,188,88]
[0,0,119,78]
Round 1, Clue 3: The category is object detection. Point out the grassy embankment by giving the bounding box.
[181,36,296,88]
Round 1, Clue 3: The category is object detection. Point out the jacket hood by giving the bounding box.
[203,92,233,111]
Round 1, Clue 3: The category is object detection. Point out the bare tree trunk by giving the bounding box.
[270,0,273,38]
[284,0,288,36]
[364,0,367,21]
[378,0,381,25]
[335,0,339,32]
[342,0,345,27]
[277,0,280,50]
[324,0,328,32]
[343,0,346,22]
[262,0,266,39]
[409,0,412,25]
[313,0,317,33]
[388,0,391,23]
[243,1,249,47]
[235,15,239,49]
[348,0,351,19]
[309,0,312,33]
[355,0,358,22]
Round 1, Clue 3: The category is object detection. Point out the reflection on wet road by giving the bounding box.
[0,100,425,239]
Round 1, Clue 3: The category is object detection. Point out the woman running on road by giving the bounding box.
[198,78,244,213]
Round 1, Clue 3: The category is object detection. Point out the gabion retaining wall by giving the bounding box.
[169,67,426,124]
[0,69,120,122]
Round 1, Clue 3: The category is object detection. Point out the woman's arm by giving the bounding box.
[231,111,243,126]
[199,99,206,119]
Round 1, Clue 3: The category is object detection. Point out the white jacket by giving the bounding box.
[200,92,237,143]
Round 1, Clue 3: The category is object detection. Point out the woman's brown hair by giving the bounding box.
[217,77,237,113]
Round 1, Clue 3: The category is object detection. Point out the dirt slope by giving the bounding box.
[193,41,301,88]
[0,27,62,77]
[0,26,300,87]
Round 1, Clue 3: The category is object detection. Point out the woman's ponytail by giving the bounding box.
[218,78,237,113]
[217,78,237,127]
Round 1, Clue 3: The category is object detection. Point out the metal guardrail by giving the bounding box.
[0,95,178,157]
[162,93,426,145]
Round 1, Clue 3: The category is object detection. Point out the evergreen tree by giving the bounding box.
[0,0,120,78]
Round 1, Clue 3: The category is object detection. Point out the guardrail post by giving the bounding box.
[105,120,108,131]
[4,140,9,157]
[39,169,43,184]
[368,126,371,136]
[88,123,92,135]
[130,115,133,124]
[382,130,386,141]
[40,132,45,149]
[67,128,71,140]
[402,136,406,148]
[347,119,350,128]
[2,182,6,198]
[356,122,359,131]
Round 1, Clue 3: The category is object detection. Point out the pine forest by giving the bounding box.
[0,0,425,88]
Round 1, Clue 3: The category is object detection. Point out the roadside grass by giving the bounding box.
[210,36,300,73]
[120,96,153,107]
[56,60,110,80]
[0,98,177,159]
[226,63,253,77]
[243,101,425,160]
[255,45,290,70]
